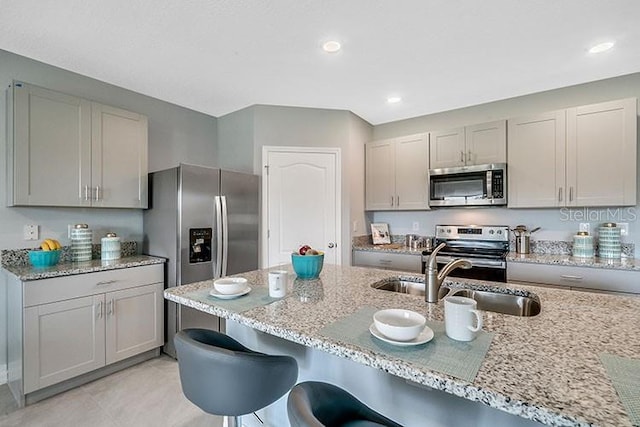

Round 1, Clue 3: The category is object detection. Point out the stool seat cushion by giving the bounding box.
[175,328,298,416]
[287,381,402,427]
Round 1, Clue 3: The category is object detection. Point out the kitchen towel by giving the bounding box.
[320,306,494,383]
[600,353,640,426]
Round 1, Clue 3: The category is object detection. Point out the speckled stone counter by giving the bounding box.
[352,244,424,256]
[2,255,166,281]
[165,265,640,427]
[507,252,640,271]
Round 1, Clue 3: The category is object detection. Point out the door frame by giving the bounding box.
[261,146,342,268]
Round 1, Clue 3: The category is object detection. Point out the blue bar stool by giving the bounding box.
[174,328,298,427]
[288,381,403,426]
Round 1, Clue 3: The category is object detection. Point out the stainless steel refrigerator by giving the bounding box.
[143,164,259,357]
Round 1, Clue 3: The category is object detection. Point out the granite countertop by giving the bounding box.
[353,243,424,255]
[165,265,639,427]
[507,252,640,271]
[2,255,166,281]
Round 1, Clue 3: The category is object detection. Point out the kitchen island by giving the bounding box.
[164,265,639,427]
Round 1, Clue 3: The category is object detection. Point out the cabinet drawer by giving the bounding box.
[24,264,163,307]
[353,251,421,273]
[507,261,640,294]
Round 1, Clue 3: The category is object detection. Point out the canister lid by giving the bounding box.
[576,231,589,236]
[74,223,89,229]
[601,222,617,228]
[105,232,117,238]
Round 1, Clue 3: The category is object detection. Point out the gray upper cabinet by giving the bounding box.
[429,120,506,169]
[7,81,148,208]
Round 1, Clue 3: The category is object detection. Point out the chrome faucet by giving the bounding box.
[425,242,472,303]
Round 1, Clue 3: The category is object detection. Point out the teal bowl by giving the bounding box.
[291,252,324,279]
[29,250,61,267]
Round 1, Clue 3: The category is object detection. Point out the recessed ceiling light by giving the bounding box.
[322,41,341,53]
[387,96,402,104]
[588,41,615,54]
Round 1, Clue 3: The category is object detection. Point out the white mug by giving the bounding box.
[444,296,483,342]
[268,271,288,298]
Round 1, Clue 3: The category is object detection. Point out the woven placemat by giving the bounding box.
[600,353,640,426]
[186,286,281,313]
[320,306,494,382]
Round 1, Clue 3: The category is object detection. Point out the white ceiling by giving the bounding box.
[2,0,639,125]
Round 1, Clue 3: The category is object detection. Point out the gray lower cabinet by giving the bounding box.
[507,261,640,294]
[8,264,163,403]
[353,250,421,273]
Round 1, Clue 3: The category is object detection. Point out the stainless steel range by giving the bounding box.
[421,225,509,282]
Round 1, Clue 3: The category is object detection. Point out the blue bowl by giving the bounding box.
[29,250,61,267]
[291,252,324,279]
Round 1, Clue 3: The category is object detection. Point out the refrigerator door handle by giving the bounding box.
[214,196,224,279]
[221,195,229,277]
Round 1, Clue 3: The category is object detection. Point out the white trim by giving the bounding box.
[261,146,342,269]
[0,367,7,385]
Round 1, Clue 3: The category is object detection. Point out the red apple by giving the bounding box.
[298,245,311,255]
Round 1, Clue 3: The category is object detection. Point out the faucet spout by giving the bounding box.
[425,243,472,303]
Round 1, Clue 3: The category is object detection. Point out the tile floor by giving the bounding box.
[0,356,224,427]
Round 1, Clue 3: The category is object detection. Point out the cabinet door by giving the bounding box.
[10,82,91,207]
[429,128,465,169]
[395,134,429,210]
[91,103,148,208]
[105,283,163,365]
[508,111,566,208]
[365,140,396,210]
[465,120,506,165]
[24,295,105,393]
[566,98,637,207]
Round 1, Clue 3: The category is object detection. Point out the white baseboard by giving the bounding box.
[0,366,7,385]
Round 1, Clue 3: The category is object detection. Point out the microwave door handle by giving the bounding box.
[214,196,223,279]
[486,170,492,199]
[220,195,229,278]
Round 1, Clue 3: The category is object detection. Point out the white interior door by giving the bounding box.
[264,147,341,268]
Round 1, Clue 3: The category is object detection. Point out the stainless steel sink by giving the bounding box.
[371,276,541,317]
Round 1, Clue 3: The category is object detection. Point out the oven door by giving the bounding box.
[421,255,507,282]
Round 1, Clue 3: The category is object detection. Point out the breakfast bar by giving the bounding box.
[164,265,640,427]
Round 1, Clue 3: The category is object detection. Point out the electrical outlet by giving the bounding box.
[352,220,358,232]
[412,222,420,231]
[24,224,39,240]
[579,223,590,233]
[618,222,629,236]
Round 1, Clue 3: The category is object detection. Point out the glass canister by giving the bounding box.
[598,223,621,259]
[70,224,93,262]
[101,232,121,261]
[572,231,594,258]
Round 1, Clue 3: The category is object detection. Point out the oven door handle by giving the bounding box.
[436,255,505,269]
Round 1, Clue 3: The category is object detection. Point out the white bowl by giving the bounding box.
[373,309,426,342]
[213,277,249,295]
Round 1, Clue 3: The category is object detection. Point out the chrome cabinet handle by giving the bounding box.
[107,300,114,315]
[391,196,394,207]
[468,150,472,164]
[97,301,103,318]
[460,151,464,163]
[396,195,399,206]
[84,185,90,201]
[94,185,101,201]
[560,274,583,281]
[96,280,117,286]
[558,187,563,202]
[569,187,573,202]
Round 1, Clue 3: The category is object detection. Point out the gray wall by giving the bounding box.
[371,73,640,251]
[0,49,218,383]
[217,105,373,265]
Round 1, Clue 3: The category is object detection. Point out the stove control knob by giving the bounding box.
[489,229,494,234]
[497,230,502,234]
[446,228,451,233]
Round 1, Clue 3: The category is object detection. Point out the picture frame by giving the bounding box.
[371,223,391,245]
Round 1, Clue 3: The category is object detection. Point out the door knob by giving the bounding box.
[327,242,336,248]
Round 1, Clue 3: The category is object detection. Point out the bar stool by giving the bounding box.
[174,328,298,427]
[288,381,403,427]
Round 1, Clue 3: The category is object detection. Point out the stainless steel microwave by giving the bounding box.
[429,163,506,207]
